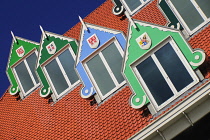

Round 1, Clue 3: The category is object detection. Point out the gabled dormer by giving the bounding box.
[36,29,80,102]
[159,0,210,35]
[76,22,126,103]
[6,35,40,99]
[123,20,206,112]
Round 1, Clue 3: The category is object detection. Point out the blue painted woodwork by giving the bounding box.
[76,23,126,98]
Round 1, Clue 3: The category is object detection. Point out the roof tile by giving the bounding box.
[189,25,210,79]
[0,84,154,139]
[1,0,210,139]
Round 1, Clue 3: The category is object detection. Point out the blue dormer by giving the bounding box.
[76,22,126,102]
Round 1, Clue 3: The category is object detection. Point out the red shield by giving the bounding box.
[16,46,25,57]
[87,34,99,49]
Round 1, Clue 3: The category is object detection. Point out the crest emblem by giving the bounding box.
[87,34,99,49]
[16,46,25,57]
[46,42,56,54]
[136,33,151,50]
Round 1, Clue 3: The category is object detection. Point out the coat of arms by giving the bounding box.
[46,41,56,54]
[87,34,99,49]
[16,46,25,57]
[136,33,151,50]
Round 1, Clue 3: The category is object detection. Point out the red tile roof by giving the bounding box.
[0,85,153,139]
[133,0,167,26]
[64,0,167,40]
[0,0,209,139]
[189,25,210,79]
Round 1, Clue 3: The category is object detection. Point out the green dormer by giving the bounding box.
[123,20,205,111]
[6,35,40,99]
[36,30,80,102]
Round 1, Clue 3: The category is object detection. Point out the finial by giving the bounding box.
[79,16,88,31]
[39,25,48,39]
[11,31,17,43]
[124,11,137,29]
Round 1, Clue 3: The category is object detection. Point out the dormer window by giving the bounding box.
[167,0,210,35]
[42,46,80,99]
[82,38,125,100]
[13,52,40,97]
[131,38,199,110]
[121,0,150,15]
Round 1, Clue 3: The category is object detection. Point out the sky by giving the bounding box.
[0,0,105,97]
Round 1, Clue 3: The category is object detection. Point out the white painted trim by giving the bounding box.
[112,0,124,15]
[24,60,37,86]
[190,0,208,20]
[76,22,127,65]
[122,19,205,109]
[124,11,137,28]
[130,81,210,140]
[190,49,206,67]
[6,37,39,96]
[12,52,40,97]
[10,31,17,43]
[82,38,126,100]
[166,0,210,35]
[120,0,151,15]
[39,87,51,98]
[39,25,47,39]
[131,37,199,111]
[37,30,76,69]
[79,16,88,31]
[7,38,37,73]
[86,23,126,36]
[151,54,177,94]
[56,57,72,85]
[43,48,80,99]
[99,53,119,86]
[15,36,40,45]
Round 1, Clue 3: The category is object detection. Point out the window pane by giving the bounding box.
[171,0,204,30]
[124,0,142,12]
[86,54,115,96]
[45,59,69,95]
[14,61,34,93]
[136,57,174,106]
[26,53,39,84]
[102,43,124,84]
[58,49,79,84]
[155,43,193,92]
[196,0,210,18]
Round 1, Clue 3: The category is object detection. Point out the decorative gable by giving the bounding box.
[123,20,205,110]
[6,36,40,98]
[76,23,126,101]
[36,31,80,101]
[112,0,125,15]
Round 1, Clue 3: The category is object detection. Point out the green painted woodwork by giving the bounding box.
[6,38,39,95]
[39,36,77,65]
[36,32,78,97]
[159,0,183,30]
[123,21,205,109]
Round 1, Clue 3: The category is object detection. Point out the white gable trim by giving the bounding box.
[76,22,126,65]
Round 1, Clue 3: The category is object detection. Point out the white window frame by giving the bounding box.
[82,37,126,100]
[121,0,150,15]
[12,51,40,97]
[167,0,210,35]
[131,37,199,111]
[42,46,80,99]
